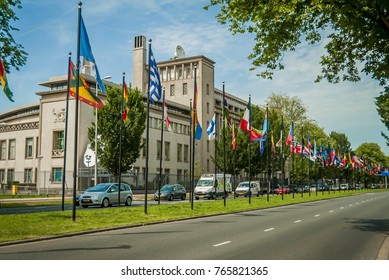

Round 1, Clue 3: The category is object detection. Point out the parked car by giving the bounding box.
[75,187,92,206]
[340,183,348,190]
[154,184,186,201]
[276,186,289,195]
[79,183,133,208]
[234,181,261,197]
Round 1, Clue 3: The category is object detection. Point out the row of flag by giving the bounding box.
[284,123,386,174]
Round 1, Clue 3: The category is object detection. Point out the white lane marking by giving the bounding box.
[264,228,275,232]
[349,204,353,207]
[329,210,334,213]
[340,207,344,209]
[213,241,231,247]
[314,214,320,217]
[294,220,302,223]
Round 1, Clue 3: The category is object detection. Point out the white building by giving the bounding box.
[0,35,247,194]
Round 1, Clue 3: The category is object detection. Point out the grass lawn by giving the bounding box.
[0,189,387,244]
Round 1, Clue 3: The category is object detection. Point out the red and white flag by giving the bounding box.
[239,105,250,133]
[164,101,173,133]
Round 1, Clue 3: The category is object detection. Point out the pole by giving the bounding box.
[222,82,226,207]
[189,99,193,208]
[191,64,198,210]
[145,39,152,214]
[62,52,72,211]
[292,122,295,199]
[308,132,311,197]
[118,73,125,207]
[214,110,217,196]
[248,95,252,205]
[158,88,166,205]
[280,114,284,198]
[72,2,82,221]
[94,93,98,185]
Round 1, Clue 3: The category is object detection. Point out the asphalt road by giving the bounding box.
[0,192,388,260]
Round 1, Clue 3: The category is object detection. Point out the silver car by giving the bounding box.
[79,183,133,208]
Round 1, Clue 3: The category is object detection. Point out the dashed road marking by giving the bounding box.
[213,241,231,247]
[294,220,302,223]
[329,210,334,213]
[314,214,320,217]
[264,228,275,232]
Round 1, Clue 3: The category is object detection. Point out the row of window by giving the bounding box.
[0,137,36,160]
[142,138,190,162]
[0,132,63,160]
[169,83,211,97]
[0,168,37,184]
[149,116,190,135]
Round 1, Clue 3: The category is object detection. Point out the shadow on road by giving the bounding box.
[346,218,389,234]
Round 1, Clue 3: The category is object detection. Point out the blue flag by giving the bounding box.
[149,47,162,103]
[260,109,268,156]
[80,16,106,93]
[207,113,216,140]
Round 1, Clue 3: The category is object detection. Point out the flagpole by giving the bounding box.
[214,109,217,196]
[248,95,252,205]
[118,72,125,207]
[62,52,72,211]
[301,127,304,198]
[280,114,284,198]
[191,65,198,210]
[265,104,269,202]
[145,39,152,214]
[308,132,311,197]
[222,82,227,207]
[72,2,82,222]
[158,88,165,205]
[292,122,295,199]
[189,99,193,209]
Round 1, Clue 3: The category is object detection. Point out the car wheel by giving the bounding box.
[102,198,109,208]
[169,194,174,201]
[125,197,132,206]
[82,205,88,208]
[181,194,186,200]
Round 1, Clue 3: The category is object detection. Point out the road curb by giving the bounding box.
[376,235,389,260]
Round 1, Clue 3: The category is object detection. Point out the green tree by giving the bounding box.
[88,86,146,179]
[355,142,387,185]
[205,0,389,148]
[329,131,351,154]
[0,0,28,71]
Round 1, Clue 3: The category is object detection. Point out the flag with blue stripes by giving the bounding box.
[149,47,161,103]
[207,113,216,141]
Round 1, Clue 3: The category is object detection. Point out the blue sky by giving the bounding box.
[2,0,388,155]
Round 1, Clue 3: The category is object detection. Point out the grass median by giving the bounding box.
[0,190,386,244]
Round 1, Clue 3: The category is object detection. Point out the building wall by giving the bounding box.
[0,35,249,194]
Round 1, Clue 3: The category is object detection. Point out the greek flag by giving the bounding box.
[149,47,161,103]
[207,113,216,141]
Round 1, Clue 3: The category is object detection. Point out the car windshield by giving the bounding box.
[238,183,249,188]
[197,179,213,187]
[87,184,111,192]
[161,185,174,191]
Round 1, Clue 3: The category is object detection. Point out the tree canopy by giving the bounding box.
[205,0,389,147]
[0,0,28,72]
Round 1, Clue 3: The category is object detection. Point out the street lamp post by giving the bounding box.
[95,75,111,185]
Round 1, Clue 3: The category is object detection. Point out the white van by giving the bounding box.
[234,181,261,197]
[194,174,232,200]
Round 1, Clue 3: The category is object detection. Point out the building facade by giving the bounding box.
[0,35,248,194]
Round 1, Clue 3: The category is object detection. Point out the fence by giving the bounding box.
[0,169,280,195]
